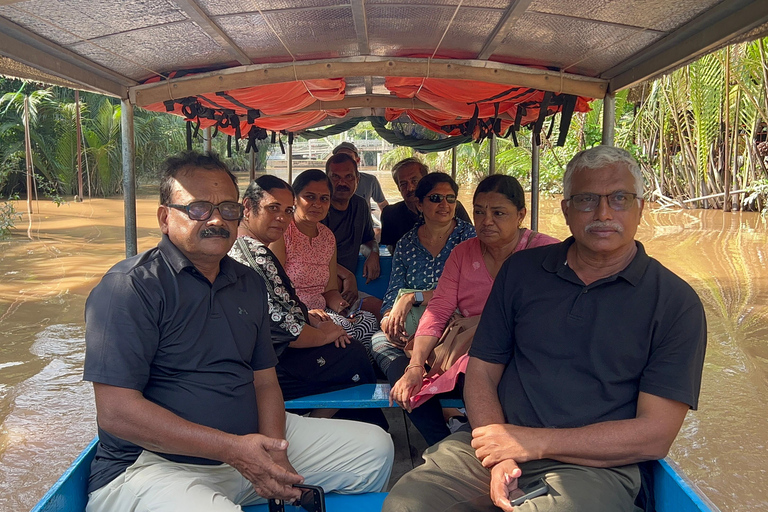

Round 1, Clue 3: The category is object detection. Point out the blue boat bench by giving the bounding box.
[30,435,717,512]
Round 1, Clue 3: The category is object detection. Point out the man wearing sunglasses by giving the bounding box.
[379,157,471,250]
[83,151,393,512]
[384,146,706,512]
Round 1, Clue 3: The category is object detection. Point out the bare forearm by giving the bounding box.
[254,380,287,442]
[94,384,238,463]
[529,418,677,467]
[464,358,505,427]
[408,335,440,367]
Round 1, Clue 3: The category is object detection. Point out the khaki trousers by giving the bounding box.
[87,412,394,512]
[383,432,642,512]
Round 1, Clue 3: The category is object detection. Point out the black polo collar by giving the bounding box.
[542,236,650,287]
[157,234,240,283]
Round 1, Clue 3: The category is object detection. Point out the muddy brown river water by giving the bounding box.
[0,169,766,511]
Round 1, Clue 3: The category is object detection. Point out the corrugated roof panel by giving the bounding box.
[367,4,458,56]
[215,13,293,62]
[0,0,186,45]
[530,0,720,33]
[368,0,509,8]
[68,22,232,81]
[494,11,661,76]
[220,8,359,62]
[259,7,360,58]
[199,0,344,17]
[435,7,506,57]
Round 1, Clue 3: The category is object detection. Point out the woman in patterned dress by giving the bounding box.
[371,172,475,445]
[228,175,377,402]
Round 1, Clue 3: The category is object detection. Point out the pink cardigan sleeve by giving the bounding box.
[414,242,465,338]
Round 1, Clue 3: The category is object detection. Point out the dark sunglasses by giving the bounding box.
[426,193,457,204]
[167,200,244,221]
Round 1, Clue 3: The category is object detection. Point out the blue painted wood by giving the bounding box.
[242,492,387,512]
[654,458,720,512]
[355,251,392,299]
[32,440,718,512]
[30,438,97,512]
[283,382,464,409]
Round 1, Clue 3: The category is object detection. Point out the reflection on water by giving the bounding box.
[0,173,767,511]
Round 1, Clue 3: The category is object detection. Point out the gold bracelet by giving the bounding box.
[404,363,425,375]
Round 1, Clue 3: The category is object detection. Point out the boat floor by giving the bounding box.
[383,406,430,488]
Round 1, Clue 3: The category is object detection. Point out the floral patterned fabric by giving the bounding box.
[283,221,336,310]
[229,236,308,355]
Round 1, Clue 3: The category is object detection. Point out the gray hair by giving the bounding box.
[391,157,428,184]
[563,146,644,198]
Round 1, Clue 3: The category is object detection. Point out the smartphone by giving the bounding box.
[342,298,363,318]
[508,478,548,506]
[294,484,325,512]
[266,484,325,512]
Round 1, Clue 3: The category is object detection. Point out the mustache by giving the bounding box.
[335,185,350,192]
[200,227,231,238]
[585,221,623,233]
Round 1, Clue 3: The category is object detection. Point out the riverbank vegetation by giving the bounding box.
[2,37,767,225]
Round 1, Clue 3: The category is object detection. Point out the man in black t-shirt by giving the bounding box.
[384,146,707,512]
[83,152,393,512]
[321,153,381,305]
[379,158,471,249]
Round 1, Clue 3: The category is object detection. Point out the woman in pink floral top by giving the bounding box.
[390,174,560,431]
[274,169,379,346]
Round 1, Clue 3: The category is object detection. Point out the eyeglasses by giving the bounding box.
[167,201,244,221]
[426,194,457,204]
[568,192,638,212]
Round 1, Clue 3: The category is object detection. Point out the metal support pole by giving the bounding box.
[451,146,457,180]
[489,133,497,174]
[287,139,293,184]
[531,134,540,232]
[203,126,212,154]
[249,149,256,182]
[121,98,137,257]
[601,91,616,146]
[75,90,83,202]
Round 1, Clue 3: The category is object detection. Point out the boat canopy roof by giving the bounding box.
[2,0,767,138]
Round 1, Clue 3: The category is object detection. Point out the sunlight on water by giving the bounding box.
[0,176,766,511]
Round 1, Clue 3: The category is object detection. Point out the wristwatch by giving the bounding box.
[413,291,424,307]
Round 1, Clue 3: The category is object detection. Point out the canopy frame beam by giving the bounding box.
[0,17,134,97]
[130,56,608,107]
[175,0,253,65]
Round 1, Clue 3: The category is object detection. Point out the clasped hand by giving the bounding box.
[389,367,423,412]
[471,423,538,468]
[229,433,303,501]
[382,296,413,347]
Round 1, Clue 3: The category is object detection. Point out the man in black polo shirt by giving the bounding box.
[379,157,471,249]
[383,146,707,512]
[83,152,393,512]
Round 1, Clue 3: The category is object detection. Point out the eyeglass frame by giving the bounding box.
[166,200,244,221]
[566,191,640,212]
[426,193,457,204]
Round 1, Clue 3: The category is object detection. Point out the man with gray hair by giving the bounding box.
[383,145,707,512]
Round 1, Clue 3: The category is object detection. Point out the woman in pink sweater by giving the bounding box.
[390,174,559,437]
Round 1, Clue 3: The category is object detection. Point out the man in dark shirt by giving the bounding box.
[83,151,393,512]
[321,153,381,301]
[379,158,471,249]
[383,146,707,512]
